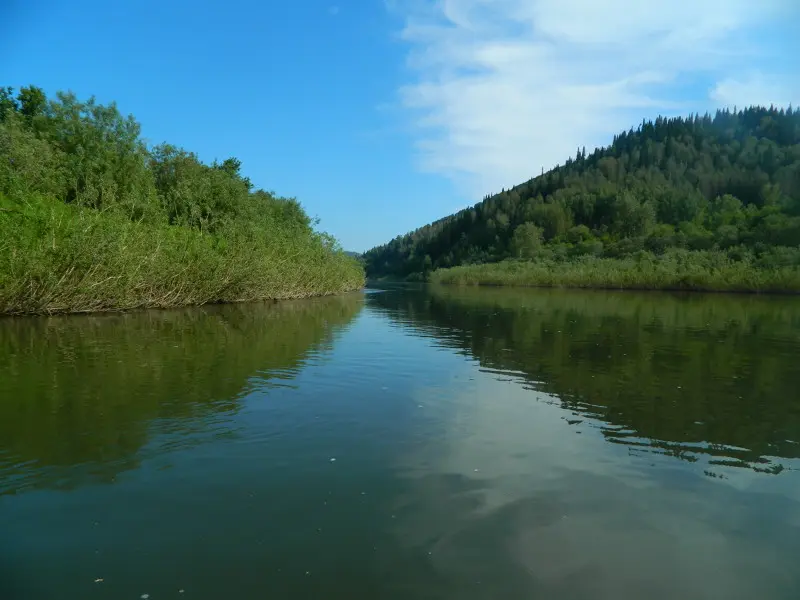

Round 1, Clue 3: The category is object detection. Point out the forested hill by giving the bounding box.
[364,106,800,279]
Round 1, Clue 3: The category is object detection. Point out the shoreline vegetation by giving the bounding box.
[0,86,363,315]
[428,251,800,293]
[365,106,800,294]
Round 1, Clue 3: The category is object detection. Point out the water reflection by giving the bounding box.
[364,286,800,599]
[368,285,800,475]
[1,287,799,599]
[0,294,364,494]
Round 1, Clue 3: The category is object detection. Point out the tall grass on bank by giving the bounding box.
[429,250,800,293]
[0,194,364,315]
[0,86,364,315]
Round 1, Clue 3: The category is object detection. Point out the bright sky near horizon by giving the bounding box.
[2,0,799,252]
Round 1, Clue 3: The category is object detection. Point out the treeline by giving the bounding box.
[364,106,800,290]
[0,85,363,314]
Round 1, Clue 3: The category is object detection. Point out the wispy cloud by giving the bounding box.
[391,0,799,198]
[711,74,800,109]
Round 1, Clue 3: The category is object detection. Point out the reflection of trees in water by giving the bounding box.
[369,286,800,473]
[0,294,364,492]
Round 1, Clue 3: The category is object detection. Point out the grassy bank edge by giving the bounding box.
[0,194,365,316]
[426,254,800,295]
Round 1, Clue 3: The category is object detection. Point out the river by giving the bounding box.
[1,285,799,599]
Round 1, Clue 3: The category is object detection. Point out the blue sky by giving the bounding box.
[2,0,799,252]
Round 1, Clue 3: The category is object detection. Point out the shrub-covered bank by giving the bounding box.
[0,86,363,314]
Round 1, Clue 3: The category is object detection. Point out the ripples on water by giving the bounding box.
[373,286,800,476]
[1,286,799,599]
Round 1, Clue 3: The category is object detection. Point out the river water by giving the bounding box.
[1,285,799,599]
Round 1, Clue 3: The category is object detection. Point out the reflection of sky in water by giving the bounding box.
[388,349,800,599]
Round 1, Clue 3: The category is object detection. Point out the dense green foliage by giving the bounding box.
[0,86,363,314]
[370,286,800,473]
[365,106,800,290]
[0,293,364,492]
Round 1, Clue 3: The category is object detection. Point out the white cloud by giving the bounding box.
[711,74,800,109]
[391,0,799,198]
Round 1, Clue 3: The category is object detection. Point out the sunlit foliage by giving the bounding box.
[0,86,363,314]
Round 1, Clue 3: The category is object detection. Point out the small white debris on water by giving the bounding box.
[473,469,479,472]
[330,458,336,462]
[179,590,185,594]
[141,595,149,599]
[94,579,103,583]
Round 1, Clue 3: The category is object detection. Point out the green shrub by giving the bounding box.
[0,86,363,314]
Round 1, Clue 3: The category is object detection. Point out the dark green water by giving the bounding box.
[2,286,800,599]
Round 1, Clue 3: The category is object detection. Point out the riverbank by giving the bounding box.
[0,194,364,315]
[428,250,800,293]
[0,87,364,316]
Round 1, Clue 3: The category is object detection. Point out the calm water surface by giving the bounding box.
[2,286,800,599]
